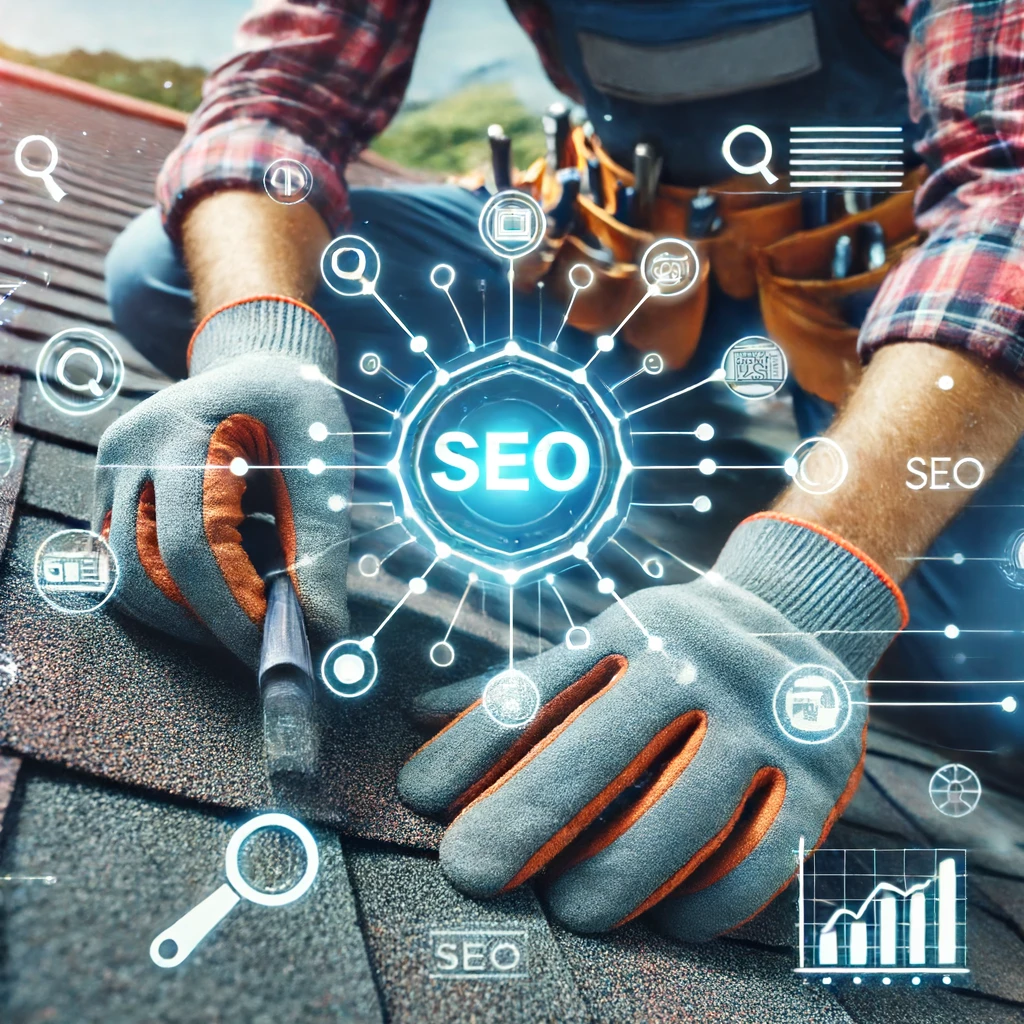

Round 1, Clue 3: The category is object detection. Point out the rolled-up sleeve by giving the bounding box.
[859,0,1024,378]
[156,0,431,243]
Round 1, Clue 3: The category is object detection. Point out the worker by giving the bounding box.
[98,0,1024,942]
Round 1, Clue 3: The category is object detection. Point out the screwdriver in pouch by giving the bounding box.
[544,102,572,170]
[487,123,513,192]
[631,142,663,231]
[548,168,581,238]
[241,515,319,778]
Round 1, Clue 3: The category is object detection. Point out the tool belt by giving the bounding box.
[504,126,923,405]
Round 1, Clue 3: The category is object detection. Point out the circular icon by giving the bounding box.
[641,239,700,298]
[785,437,849,495]
[642,352,665,375]
[263,158,313,205]
[929,763,982,818]
[565,626,591,650]
[483,668,540,728]
[358,553,381,577]
[429,640,456,667]
[321,235,381,297]
[999,531,1024,589]
[722,336,788,400]
[360,352,382,375]
[430,264,456,290]
[568,263,595,290]
[773,665,851,744]
[320,639,378,698]
[0,430,15,480]
[479,190,545,259]
[34,529,118,614]
[224,812,320,907]
[721,124,779,185]
[36,328,124,416]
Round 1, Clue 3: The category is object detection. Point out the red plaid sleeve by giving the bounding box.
[860,0,1024,377]
[156,0,431,243]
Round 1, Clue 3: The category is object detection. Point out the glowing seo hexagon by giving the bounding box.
[390,342,631,581]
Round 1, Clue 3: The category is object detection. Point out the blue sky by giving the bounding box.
[0,0,561,107]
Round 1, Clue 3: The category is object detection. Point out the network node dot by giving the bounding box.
[912,977,921,986]
[596,334,614,352]
[436,369,451,385]
[435,541,452,558]
[783,457,798,477]
[503,569,520,585]
[944,624,960,639]
[328,494,346,512]
[307,458,326,476]
[545,573,555,584]
[938,375,955,391]
[571,368,587,384]
[504,340,521,355]
[597,577,615,594]
[308,422,329,442]
[693,495,712,513]
[698,458,716,476]
[695,423,715,441]
[386,460,400,475]
[942,976,951,985]
[882,977,891,986]
[468,572,479,583]
[648,636,664,652]
[299,364,321,380]
[358,636,375,651]
[1003,696,1018,713]
[410,335,428,353]
[229,457,248,477]
[952,552,965,565]
[409,577,428,595]
[572,542,589,559]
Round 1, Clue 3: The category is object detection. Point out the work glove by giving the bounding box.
[398,513,906,940]
[93,297,352,668]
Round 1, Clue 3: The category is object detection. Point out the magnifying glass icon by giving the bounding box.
[14,135,67,203]
[721,125,779,185]
[150,812,319,969]
[55,347,105,398]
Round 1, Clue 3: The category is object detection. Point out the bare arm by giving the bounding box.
[181,191,331,320]
[777,342,1024,583]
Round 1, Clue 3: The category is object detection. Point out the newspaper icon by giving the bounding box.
[41,550,111,593]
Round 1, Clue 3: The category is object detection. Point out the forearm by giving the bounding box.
[776,342,1024,583]
[181,190,331,319]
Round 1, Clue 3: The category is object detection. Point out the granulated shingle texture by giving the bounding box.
[345,843,589,1024]
[0,761,383,1024]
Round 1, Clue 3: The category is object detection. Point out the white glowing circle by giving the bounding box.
[596,334,614,352]
[572,542,589,559]
[436,369,450,385]
[478,190,546,260]
[565,626,591,650]
[358,554,380,577]
[409,577,428,595]
[640,238,700,298]
[435,541,452,558]
[597,577,615,594]
[307,458,326,476]
[503,569,520,585]
[944,624,960,639]
[328,494,346,513]
[229,457,248,477]
[695,423,715,442]
[430,264,456,290]
[410,336,428,353]
[675,659,696,684]
[698,458,717,476]
[321,640,378,698]
[929,763,982,817]
[772,664,852,745]
[468,572,479,583]
[429,640,456,667]
[937,375,954,391]
[359,352,382,375]
[34,529,119,615]
[568,263,595,290]
[571,368,587,384]
[649,636,665,653]
[263,159,313,205]
[300,364,322,380]
[787,437,849,495]
[693,495,712,513]
[1003,696,1018,713]
[642,558,664,579]
[308,422,329,442]
[482,668,541,728]
[504,340,522,356]
[320,235,381,297]
[643,352,665,375]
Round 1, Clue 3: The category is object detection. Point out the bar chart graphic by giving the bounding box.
[796,839,969,976]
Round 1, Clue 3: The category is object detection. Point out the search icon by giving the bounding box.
[14,135,67,203]
[721,125,779,185]
[55,347,104,397]
[150,812,320,969]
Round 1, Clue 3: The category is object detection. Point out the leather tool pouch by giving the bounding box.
[506,129,921,393]
[754,167,924,404]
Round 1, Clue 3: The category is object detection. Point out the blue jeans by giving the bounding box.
[106,186,1023,750]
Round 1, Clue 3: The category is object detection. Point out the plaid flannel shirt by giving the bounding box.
[156,0,1024,378]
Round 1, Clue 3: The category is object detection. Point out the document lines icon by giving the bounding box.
[788,127,905,189]
[796,839,969,977]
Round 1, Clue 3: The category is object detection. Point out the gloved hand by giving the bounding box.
[398,513,906,940]
[93,296,352,667]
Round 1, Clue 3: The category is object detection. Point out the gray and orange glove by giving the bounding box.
[93,296,352,668]
[398,514,907,941]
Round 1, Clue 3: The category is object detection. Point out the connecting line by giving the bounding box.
[605,288,654,343]
[371,556,440,639]
[643,535,710,579]
[610,367,643,391]
[279,518,404,575]
[508,261,515,342]
[610,536,646,571]
[751,627,1017,637]
[380,365,412,391]
[95,462,385,471]
[379,535,415,568]
[372,290,414,338]
[445,288,476,352]
[583,557,651,640]
[443,577,476,643]
[625,370,724,418]
[553,285,583,347]
[326,431,392,437]
[634,463,784,471]
[631,429,712,436]
[508,585,515,670]
[322,377,399,417]
[852,699,1013,708]
[547,578,577,628]
[630,500,704,508]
